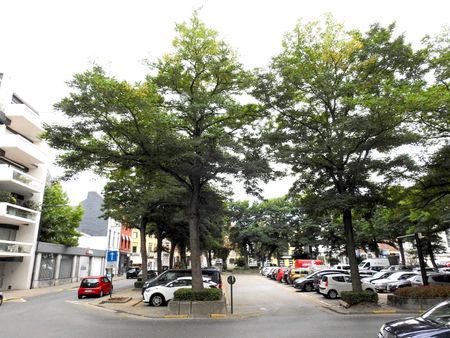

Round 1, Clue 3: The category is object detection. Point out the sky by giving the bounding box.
[0,0,448,205]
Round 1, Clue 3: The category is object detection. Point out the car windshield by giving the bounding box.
[81,278,99,288]
[387,272,405,280]
[422,302,450,325]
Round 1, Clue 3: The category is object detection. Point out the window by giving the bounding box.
[333,276,346,283]
[229,258,235,264]
[132,246,137,253]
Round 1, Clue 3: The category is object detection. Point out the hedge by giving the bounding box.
[394,286,450,299]
[134,281,143,289]
[173,288,222,301]
[341,291,378,306]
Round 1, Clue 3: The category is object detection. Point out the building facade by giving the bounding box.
[0,73,48,290]
[77,191,125,275]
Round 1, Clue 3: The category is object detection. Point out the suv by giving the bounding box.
[141,268,222,294]
[293,269,349,292]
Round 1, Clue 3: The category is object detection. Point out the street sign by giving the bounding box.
[107,250,118,262]
[227,275,236,285]
[227,275,236,314]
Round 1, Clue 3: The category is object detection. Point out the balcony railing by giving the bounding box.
[0,164,43,194]
[0,202,38,225]
[0,239,33,256]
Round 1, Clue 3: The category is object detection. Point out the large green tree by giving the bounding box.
[39,181,83,246]
[255,18,424,290]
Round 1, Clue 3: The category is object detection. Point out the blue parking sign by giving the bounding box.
[107,250,118,262]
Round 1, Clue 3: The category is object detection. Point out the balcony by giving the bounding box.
[0,133,47,166]
[5,104,43,142]
[0,202,38,226]
[0,239,33,257]
[0,164,43,195]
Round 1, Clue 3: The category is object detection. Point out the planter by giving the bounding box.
[168,297,227,317]
[387,294,448,311]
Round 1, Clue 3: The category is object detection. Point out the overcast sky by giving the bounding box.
[1,0,448,204]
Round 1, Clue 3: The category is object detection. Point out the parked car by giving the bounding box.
[288,268,311,285]
[78,276,113,299]
[276,267,288,282]
[293,269,348,292]
[386,275,418,292]
[378,300,450,337]
[382,265,414,272]
[143,277,217,306]
[141,268,222,294]
[361,271,395,284]
[0,291,3,306]
[410,273,450,287]
[270,267,280,280]
[359,270,378,277]
[136,270,158,284]
[334,264,351,271]
[319,274,375,299]
[126,267,141,279]
[372,271,418,292]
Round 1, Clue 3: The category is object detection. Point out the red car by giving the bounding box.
[276,267,287,282]
[78,276,113,299]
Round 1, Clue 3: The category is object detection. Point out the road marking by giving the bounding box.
[260,307,267,311]
[4,298,27,303]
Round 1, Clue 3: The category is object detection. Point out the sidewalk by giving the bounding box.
[3,275,126,302]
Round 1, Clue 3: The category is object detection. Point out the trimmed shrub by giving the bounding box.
[394,286,450,299]
[173,288,222,301]
[134,281,143,289]
[341,291,378,306]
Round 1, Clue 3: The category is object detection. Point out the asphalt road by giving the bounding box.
[0,274,407,338]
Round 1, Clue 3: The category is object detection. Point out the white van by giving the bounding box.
[358,258,390,270]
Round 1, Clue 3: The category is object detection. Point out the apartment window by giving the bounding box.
[133,232,138,239]
[132,246,137,253]
[0,226,18,241]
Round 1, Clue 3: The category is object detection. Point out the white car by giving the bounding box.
[143,276,216,306]
[319,274,375,299]
[372,271,418,292]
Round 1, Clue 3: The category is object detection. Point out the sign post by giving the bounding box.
[227,275,236,314]
[106,250,118,298]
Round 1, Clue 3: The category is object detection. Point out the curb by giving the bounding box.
[164,314,189,319]
[372,310,397,314]
[210,313,226,319]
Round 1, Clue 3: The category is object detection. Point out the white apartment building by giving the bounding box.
[0,73,48,290]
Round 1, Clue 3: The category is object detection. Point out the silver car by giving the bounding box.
[372,271,418,292]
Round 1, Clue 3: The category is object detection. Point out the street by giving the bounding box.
[0,273,408,338]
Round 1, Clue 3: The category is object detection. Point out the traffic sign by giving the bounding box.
[227,275,236,285]
[107,250,118,262]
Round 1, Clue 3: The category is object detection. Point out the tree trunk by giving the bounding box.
[428,241,437,268]
[398,239,406,266]
[139,218,148,282]
[156,230,163,275]
[169,240,176,269]
[188,177,203,291]
[343,208,362,292]
[180,243,187,268]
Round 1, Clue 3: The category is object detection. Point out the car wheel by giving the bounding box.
[328,290,338,299]
[99,290,104,298]
[365,288,375,293]
[0,296,3,306]
[304,283,313,292]
[78,295,83,299]
[150,293,165,307]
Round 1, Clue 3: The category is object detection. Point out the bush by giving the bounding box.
[341,291,378,306]
[235,257,246,267]
[134,281,143,289]
[394,286,450,299]
[173,288,222,301]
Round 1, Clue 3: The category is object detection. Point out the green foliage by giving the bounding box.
[341,291,378,305]
[39,181,83,247]
[394,286,450,299]
[0,190,16,204]
[134,281,144,289]
[173,288,222,301]
[235,257,246,267]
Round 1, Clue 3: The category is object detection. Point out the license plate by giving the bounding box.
[85,290,92,293]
